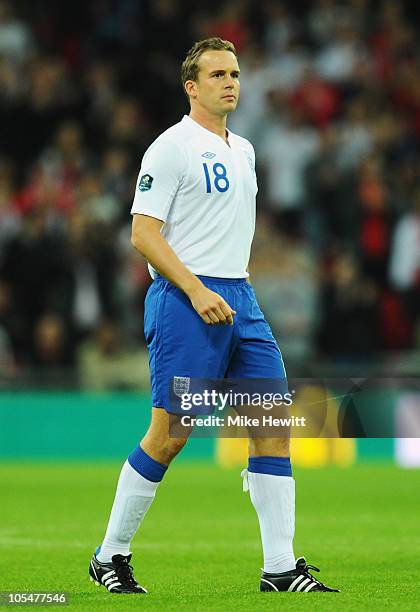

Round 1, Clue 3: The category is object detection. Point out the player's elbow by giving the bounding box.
[131,215,163,255]
[131,230,146,254]
[131,216,147,252]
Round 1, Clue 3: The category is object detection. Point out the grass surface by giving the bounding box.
[1,462,420,611]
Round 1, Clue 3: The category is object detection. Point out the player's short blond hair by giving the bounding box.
[181,37,237,99]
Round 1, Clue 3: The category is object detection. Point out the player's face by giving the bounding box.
[190,50,240,116]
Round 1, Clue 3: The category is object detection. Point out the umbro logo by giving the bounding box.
[201,151,216,159]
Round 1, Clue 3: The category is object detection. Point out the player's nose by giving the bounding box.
[224,75,235,88]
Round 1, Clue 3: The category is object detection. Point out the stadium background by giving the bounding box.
[1,0,420,609]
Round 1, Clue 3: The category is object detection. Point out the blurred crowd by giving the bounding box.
[0,0,419,387]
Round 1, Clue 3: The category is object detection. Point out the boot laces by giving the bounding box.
[114,559,137,587]
[299,561,328,589]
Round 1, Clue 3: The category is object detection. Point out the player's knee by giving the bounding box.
[160,437,188,463]
[248,436,290,457]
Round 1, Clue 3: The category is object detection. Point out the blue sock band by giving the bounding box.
[248,456,292,477]
[128,446,168,482]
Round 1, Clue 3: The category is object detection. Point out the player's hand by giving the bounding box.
[188,286,236,325]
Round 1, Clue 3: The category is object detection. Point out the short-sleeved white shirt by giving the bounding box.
[131,115,257,278]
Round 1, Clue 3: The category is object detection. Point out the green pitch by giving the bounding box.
[2,462,420,611]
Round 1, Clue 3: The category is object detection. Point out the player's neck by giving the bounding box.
[188,110,229,144]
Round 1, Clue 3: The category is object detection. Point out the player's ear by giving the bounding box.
[185,80,197,99]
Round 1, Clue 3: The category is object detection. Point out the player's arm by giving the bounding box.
[131,214,236,325]
[131,138,236,325]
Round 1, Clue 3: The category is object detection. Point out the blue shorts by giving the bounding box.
[143,275,286,412]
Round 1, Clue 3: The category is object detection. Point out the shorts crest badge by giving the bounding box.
[173,376,190,397]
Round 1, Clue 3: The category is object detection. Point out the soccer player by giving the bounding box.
[89,37,339,595]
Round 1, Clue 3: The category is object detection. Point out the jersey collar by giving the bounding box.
[182,115,232,147]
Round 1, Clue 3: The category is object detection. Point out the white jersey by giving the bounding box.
[131,115,257,278]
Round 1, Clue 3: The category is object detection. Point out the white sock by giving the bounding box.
[247,472,296,573]
[96,460,159,563]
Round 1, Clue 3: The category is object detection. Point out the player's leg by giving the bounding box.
[93,279,195,565]
[226,283,297,574]
[90,276,233,593]
[247,436,336,592]
[90,408,189,593]
[228,282,339,592]
[96,408,188,562]
[141,406,191,464]
[246,435,295,574]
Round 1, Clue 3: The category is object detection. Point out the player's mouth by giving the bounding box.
[222,95,236,101]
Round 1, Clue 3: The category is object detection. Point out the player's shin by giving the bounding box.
[96,447,167,563]
[243,455,296,574]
